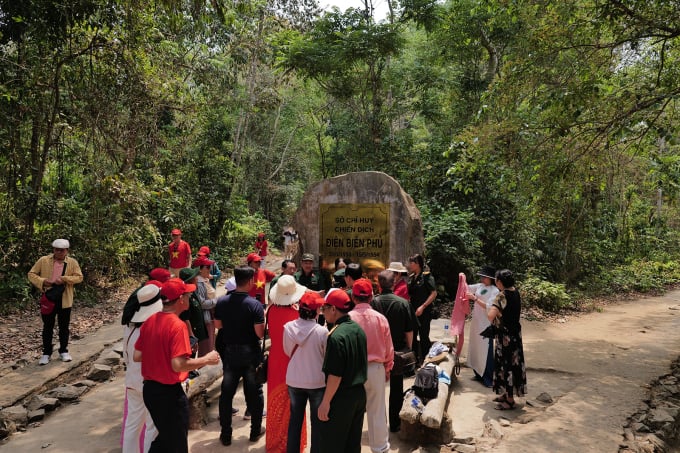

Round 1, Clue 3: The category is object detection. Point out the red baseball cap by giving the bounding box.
[299,292,324,311]
[145,280,163,288]
[171,228,182,235]
[247,253,262,263]
[352,278,373,298]
[324,288,352,310]
[160,278,196,302]
[149,268,171,283]
[193,257,215,267]
[198,246,211,256]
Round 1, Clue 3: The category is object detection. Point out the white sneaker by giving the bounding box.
[39,355,50,366]
[60,352,72,362]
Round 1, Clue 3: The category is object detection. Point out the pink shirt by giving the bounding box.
[350,303,394,371]
[51,261,65,282]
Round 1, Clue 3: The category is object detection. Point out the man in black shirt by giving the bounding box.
[214,266,266,445]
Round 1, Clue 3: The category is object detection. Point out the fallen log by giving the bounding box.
[421,353,455,428]
[399,352,456,435]
[186,363,222,429]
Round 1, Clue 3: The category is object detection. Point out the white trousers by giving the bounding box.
[122,387,157,453]
[364,362,390,453]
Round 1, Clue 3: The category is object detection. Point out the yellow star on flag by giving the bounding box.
[255,280,265,289]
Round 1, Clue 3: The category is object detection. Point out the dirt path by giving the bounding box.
[454,290,680,452]
[2,285,679,452]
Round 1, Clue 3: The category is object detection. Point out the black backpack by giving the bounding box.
[413,365,439,399]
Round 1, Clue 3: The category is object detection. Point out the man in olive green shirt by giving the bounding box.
[318,288,367,453]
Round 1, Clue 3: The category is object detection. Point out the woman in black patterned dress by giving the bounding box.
[488,269,527,410]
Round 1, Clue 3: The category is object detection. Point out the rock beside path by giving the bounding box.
[44,384,87,402]
[620,357,680,452]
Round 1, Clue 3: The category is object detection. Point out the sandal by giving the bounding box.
[494,400,516,410]
[492,395,507,403]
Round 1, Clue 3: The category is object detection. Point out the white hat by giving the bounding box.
[386,261,408,273]
[130,285,163,323]
[51,239,70,249]
[269,275,307,306]
[225,276,236,292]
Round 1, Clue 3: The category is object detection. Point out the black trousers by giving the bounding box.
[414,310,432,362]
[389,372,404,431]
[143,380,189,453]
[41,297,71,355]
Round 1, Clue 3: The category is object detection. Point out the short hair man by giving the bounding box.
[214,266,266,446]
[168,229,191,277]
[133,278,220,452]
[372,270,415,433]
[318,289,367,453]
[247,253,275,305]
[343,263,363,296]
[28,239,83,365]
[269,259,297,290]
[348,279,394,453]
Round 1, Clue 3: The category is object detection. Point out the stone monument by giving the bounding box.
[292,171,424,269]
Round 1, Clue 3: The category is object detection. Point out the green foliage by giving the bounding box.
[2,0,680,315]
[0,270,33,315]
[520,274,573,312]
[596,260,680,294]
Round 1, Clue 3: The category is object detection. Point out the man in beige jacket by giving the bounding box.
[28,239,83,365]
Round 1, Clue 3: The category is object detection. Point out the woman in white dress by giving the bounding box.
[466,266,499,387]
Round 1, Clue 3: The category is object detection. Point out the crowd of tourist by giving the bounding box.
[29,229,527,452]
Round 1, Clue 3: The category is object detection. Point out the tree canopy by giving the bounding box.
[2,0,680,310]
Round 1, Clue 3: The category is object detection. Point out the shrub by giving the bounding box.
[520,274,573,312]
[603,259,680,293]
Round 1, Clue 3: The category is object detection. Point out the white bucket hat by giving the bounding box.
[130,284,163,323]
[269,275,307,306]
[52,239,70,249]
[386,261,408,273]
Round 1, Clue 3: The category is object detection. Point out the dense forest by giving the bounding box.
[2,0,680,312]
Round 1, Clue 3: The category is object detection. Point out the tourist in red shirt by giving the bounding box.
[255,233,268,264]
[168,228,191,277]
[387,262,410,301]
[134,278,219,452]
[247,253,275,305]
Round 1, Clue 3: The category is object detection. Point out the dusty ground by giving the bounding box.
[1,265,680,452]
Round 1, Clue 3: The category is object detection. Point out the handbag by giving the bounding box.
[39,294,56,315]
[479,324,497,339]
[393,348,417,376]
[254,310,269,385]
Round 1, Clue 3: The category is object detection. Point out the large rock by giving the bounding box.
[0,405,28,428]
[293,172,424,267]
[87,363,113,381]
[26,395,60,412]
[27,409,45,423]
[44,385,86,401]
[95,350,121,366]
